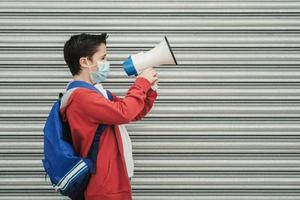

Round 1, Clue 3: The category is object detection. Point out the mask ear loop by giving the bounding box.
[85,57,98,68]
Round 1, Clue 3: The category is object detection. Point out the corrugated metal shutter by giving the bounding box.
[0,1,300,199]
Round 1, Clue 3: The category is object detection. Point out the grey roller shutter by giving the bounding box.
[0,1,299,199]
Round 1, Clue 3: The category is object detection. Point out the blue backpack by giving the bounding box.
[42,80,113,200]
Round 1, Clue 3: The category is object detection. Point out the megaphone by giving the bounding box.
[122,36,177,90]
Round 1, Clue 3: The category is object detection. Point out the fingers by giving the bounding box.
[144,67,158,77]
[138,67,159,85]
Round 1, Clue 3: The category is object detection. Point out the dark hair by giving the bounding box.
[63,33,108,76]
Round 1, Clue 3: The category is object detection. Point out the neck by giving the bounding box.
[73,73,93,85]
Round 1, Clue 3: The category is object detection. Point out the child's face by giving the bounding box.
[90,43,107,67]
[81,43,107,73]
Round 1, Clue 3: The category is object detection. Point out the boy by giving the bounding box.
[60,33,158,200]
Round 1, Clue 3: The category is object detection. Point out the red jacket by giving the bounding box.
[60,77,158,200]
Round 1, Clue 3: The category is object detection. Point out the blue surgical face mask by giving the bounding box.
[89,60,110,84]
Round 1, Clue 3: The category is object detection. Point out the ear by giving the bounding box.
[79,57,89,69]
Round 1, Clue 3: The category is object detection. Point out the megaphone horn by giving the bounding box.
[122,36,177,76]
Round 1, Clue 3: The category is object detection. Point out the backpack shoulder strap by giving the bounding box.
[67,80,99,93]
[64,80,113,174]
[67,80,113,101]
[106,89,113,101]
[60,81,101,109]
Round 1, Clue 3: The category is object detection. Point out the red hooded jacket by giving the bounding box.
[60,77,158,200]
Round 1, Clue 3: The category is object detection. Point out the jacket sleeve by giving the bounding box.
[72,77,152,125]
[111,88,157,122]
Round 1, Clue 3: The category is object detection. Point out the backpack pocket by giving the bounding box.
[59,163,91,200]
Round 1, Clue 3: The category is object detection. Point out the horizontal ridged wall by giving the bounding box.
[0,1,299,199]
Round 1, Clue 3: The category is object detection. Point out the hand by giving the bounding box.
[137,67,158,85]
[151,79,159,91]
[152,79,158,86]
